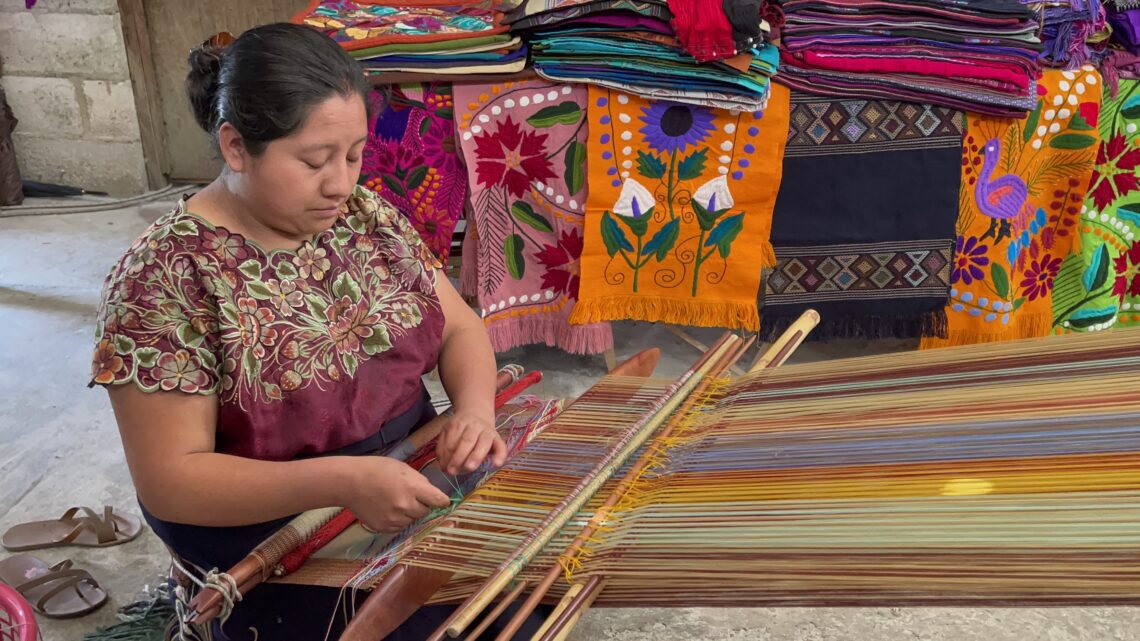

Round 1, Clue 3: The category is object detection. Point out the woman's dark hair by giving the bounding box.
[186,23,371,155]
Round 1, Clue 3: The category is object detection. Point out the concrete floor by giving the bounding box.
[1,199,1138,640]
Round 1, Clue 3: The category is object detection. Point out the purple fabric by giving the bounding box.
[551,14,674,32]
[1110,9,1140,51]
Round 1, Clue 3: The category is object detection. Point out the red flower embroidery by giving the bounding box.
[1020,254,1063,301]
[1089,134,1140,211]
[473,117,556,198]
[535,228,584,299]
[1078,102,1099,128]
[1113,241,1140,301]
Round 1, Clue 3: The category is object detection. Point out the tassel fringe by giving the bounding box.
[920,311,1055,349]
[760,309,947,343]
[485,314,614,355]
[569,295,760,331]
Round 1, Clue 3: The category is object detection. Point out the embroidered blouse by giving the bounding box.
[89,186,445,461]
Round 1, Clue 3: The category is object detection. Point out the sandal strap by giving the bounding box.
[57,506,120,545]
[14,566,88,594]
[33,570,100,613]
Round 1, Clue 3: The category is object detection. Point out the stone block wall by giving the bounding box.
[0,0,148,196]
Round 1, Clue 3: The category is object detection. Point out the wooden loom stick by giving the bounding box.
[547,580,603,641]
[536,576,605,641]
[338,347,664,641]
[462,581,532,641]
[524,583,583,641]
[512,315,815,640]
[486,334,753,641]
[749,309,820,373]
[187,367,534,625]
[429,335,741,640]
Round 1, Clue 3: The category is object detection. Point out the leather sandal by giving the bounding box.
[0,554,107,618]
[2,506,142,551]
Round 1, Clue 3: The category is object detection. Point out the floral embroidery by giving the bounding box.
[1088,133,1140,211]
[360,83,465,264]
[1021,255,1063,301]
[637,102,716,155]
[154,350,211,393]
[91,339,124,385]
[265,279,303,317]
[474,116,557,198]
[326,295,382,356]
[203,228,246,268]
[1114,242,1140,300]
[951,236,990,285]
[536,229,584,300]
[295,245,332,280]
[91,187,442,412]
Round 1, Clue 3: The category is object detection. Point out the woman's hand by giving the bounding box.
[437,410,508,475]
[347,457,451,533]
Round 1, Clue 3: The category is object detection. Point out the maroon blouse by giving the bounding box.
[90,186,445,461]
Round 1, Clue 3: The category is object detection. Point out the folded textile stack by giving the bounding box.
[777,0,1044,116]
[1022,0,1109,69]
[508,0,779,110]
[294,0,528,76]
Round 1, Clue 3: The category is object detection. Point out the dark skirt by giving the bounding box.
[142,385,550,640]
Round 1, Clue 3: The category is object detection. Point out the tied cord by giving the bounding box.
[171,555,243,633]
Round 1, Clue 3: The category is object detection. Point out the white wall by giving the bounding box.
[0,0,148,195]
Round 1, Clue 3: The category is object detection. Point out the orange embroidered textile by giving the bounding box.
[571,84,790,330]
[923,68,1102,347]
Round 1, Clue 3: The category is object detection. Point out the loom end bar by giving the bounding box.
[749,309,820,373]
[525,583,583,641]
[536,577,604,641]
[443,571,514,638]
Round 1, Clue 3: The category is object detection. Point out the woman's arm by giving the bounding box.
[108,385,449,531]
[433,270,508,475]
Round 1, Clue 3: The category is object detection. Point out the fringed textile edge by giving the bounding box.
[569,295,760,331]
[485,313,614,355]
[919,310,1055,349]
[760,239,776,270]
[759,308,947,343]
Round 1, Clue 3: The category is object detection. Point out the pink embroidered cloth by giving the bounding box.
[454,80,612,354]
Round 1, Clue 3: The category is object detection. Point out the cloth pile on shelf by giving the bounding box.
[776,0,1044,116]
[1022,0,1109,69]
[507,0,779,110]
[294,0,528,75]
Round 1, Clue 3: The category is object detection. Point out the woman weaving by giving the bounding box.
[89,23,531,640]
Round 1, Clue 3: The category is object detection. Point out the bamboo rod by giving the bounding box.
[428,334,740,640]
[749,309,820,373]
[536,577,604,641]
[463,581,530,641]
[526,583,583,641]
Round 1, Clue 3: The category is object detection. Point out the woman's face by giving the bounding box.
[230,93,369,240]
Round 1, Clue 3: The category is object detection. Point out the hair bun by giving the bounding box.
[189,44,224,76]
[186,43,226,133]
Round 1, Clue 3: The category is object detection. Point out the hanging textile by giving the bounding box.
[361,83,467,264]
[762,94,963,341]
[1053,78,1140,333]
[571,84,791,330]
[454,80,613,354]
[923,68,1102,348]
